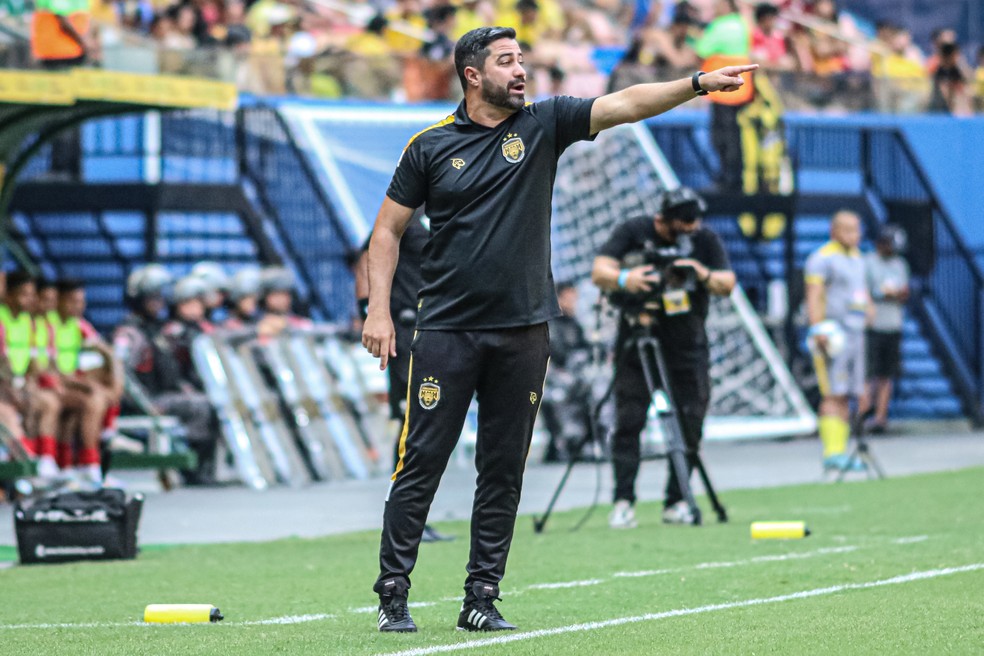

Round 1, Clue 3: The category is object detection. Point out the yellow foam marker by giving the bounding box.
[144,604,224,623]
[750,521,811,539]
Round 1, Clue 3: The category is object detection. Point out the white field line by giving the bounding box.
[350,544,856,614]
[0,614,335,631]
[0,536,932,631]
[353,539,925,614]
[527,579,605,590]
[352,600,448,615]
[237,613,334,626]
[377,563,984,656]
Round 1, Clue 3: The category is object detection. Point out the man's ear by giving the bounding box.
[464,65,481,88]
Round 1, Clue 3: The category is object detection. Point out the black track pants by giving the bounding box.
[374,324,550,597]
[611,341,710,506]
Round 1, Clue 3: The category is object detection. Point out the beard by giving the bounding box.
[481,76,525,111]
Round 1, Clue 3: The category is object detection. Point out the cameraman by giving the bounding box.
[591,187,734,529]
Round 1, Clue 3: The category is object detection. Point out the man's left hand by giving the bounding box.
[699,64,759,93]
[673,258,710,282]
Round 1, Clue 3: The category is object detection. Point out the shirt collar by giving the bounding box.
[826,240,861,257]
[453,100,474,126]
[452,99,524,129]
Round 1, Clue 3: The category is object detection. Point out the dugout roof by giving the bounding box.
[0,68,237,264]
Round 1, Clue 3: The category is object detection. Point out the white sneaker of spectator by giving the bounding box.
[609,499,638,529]
[661,501,695,525]
[37,455,60,480]
[75,464,104,490]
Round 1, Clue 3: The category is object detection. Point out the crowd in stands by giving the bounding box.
[0,261,312,495]
[14,0,984,113]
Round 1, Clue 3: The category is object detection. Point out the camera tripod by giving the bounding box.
[533,326,727,532]
[837,410,886,482]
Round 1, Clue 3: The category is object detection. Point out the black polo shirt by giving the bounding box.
[386,96,596,330]
[598,218,731,368]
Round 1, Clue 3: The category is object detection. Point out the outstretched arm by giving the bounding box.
[589,65,758,135]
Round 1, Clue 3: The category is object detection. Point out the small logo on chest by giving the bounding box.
[501,133,525,163]
[451,158,465,169]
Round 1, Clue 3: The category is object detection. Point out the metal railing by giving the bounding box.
[859,128,984,420]
[237,105,355,321]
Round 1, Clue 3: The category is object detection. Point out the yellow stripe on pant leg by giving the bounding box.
[391,352,414,481]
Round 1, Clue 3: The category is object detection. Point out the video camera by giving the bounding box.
[608,236,698,314]
[607,187,707,316]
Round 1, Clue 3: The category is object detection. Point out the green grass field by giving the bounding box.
[3,467,983,655]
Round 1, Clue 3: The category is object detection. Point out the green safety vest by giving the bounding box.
[47,310,82,375]
[34,316,51,370]
[0,305,34,376]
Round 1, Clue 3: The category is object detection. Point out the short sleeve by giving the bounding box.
[531,96,596,156]
[386,139,428,209]
[700,230,731,271]
[597,219,639,261]
[899,257,910,283]
[804,251,828,286]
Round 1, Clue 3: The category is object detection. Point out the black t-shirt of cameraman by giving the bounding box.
[591,187,734,528]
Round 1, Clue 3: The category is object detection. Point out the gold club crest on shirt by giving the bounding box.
[501,133,525,163]
[418,376,441,410]
[451,158,465,169]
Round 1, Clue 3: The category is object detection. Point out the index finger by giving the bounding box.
[731,64,759,74]
[379,349,389,371]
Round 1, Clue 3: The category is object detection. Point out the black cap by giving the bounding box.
[660,186,707,222]
[877,223,907,251]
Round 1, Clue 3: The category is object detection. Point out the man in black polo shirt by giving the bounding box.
[363,26,756,633]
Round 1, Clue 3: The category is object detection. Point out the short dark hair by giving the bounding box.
[6,269,35,291]
[454,26,517,90]
[423,4,456,27]
[366,13,387,34]
[755,3,779,22]
[56,278,85,294]
[36,277,55,291]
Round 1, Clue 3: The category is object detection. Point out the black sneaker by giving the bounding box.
[456,583,516,632]
[377,595,417,633]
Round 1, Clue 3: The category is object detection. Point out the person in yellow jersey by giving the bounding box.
[452,0,495,41]
[0,271,61,478]
[47,279,122,485]
[384,0,428,57]
[804,211,872,472]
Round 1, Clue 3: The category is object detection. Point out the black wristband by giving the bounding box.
[692,71,708,96]
[357,298,369,320]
